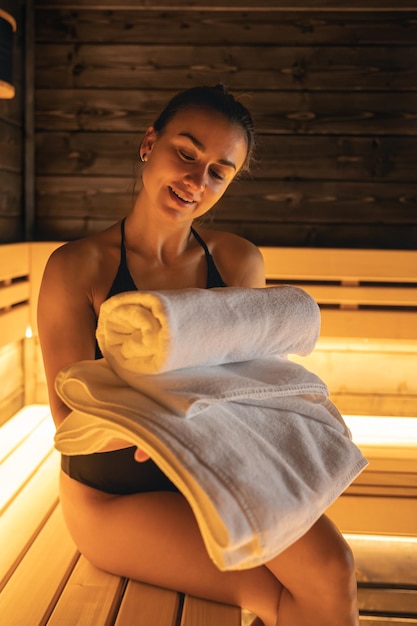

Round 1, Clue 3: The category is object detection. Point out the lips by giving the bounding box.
[169,186,195,205]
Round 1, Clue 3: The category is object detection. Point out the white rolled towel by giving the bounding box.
[95,286,321,383]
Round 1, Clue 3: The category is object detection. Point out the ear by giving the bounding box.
[140,126,158,159]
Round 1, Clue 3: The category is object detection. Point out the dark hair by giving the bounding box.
[153,84,255,173]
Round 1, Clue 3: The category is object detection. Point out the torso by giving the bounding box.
[61,220,227,495]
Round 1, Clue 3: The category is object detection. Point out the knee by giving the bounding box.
[321,536,358,623]
[328,537,357,593]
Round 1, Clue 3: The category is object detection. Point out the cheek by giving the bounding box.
[209,178,233,197]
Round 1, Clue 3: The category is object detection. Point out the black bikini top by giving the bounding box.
[106,218,226,299]
[95,219,227,359]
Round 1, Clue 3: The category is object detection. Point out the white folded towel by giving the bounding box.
[95,286,321,382]
[55,287,367,570]
[55,357,367,571]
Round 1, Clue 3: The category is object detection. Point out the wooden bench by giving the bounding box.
[260,245,417,418]
[1,405,416,626]
[260,246,417,343]
[0,406,242,626]
[1,241,417,623]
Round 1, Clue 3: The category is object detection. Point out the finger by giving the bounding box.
[134,448,150,462]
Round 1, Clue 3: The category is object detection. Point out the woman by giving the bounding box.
[38,85,359,626]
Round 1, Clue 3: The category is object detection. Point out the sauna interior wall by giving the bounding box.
[0,0,25,243]
[32,0,417,248]
[0,0,26,421]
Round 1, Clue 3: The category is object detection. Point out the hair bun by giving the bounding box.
[214,83,227,94]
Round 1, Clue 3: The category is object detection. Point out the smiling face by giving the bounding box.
[139,107,249,224]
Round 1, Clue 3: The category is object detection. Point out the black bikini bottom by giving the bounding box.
[61,447,179,495]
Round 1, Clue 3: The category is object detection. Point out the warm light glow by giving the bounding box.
[0,9,17,31]
[345,532,417,545]
[0,405,54,513]
[0,9,16,100]
[0,404,50,460]
[344,415,417,446]
[25,325,33,339]
[0,79,14,99]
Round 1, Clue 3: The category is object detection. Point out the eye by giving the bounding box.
[179,149,195,161]
[210,169,224,182]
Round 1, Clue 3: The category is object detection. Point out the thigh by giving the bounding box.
[59,471,281,624]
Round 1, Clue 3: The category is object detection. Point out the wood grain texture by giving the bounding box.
[34,9,417,45]
[0,4,408,246]
[33,1,417,10]
[0,0,25,243]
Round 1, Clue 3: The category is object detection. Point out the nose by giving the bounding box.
[184,166,207,191]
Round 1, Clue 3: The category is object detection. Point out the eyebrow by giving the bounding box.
[178,132,237,171]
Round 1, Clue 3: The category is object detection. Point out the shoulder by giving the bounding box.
[196,227,265,287]
[40,224,122,316]
[43,225,119,286]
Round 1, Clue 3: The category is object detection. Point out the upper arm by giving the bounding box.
[37,244,98,427]
[235,243,266,288]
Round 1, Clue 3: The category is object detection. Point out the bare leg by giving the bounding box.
[60,473,358,626]
[60,472,281,626]
[266,515,359,626]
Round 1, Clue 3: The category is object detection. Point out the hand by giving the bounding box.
[134,448,150,462]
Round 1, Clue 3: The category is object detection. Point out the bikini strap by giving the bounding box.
[191,226,227,289]
[120,217,127,263]
[191,226,211,257]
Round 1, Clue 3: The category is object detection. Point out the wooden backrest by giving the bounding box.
[0,244,30,349]
[1,243,417,345]
[260,247,417,341]
[0,242,63,350]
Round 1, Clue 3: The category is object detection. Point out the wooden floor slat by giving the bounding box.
[47,556,125,626]
[181,594,241,626]
[0,506,79,626]
[115,580,181,626]
[0,405,51,463]
[0,451,60,590]
[0,417,56,513]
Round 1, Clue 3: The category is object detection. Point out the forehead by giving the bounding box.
[164,107,248,168]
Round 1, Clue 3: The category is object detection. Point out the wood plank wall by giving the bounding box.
[0,1,25,243]
[32,0,417,248]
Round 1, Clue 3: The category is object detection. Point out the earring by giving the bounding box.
[140,153,147,162]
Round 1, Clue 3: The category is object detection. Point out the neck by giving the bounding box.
[124,203,195,264]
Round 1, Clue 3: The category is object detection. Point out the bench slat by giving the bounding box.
[0,417,55,513]
[0,506,79,626]
[0,452,60,590]
[181,595,241,626]
[320,308,417,340]
[358,587,417,613]
[0,282,29,311]
[260,247,417,283]
[359,619,415,625]
[0,244,29,284]
[0,404,52,463]
[47,556,125,626]
[275,283,417,307]
[349,534,417,587]
[327,495,417,536]
[115,581,180,626]
[0,305,29,350]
